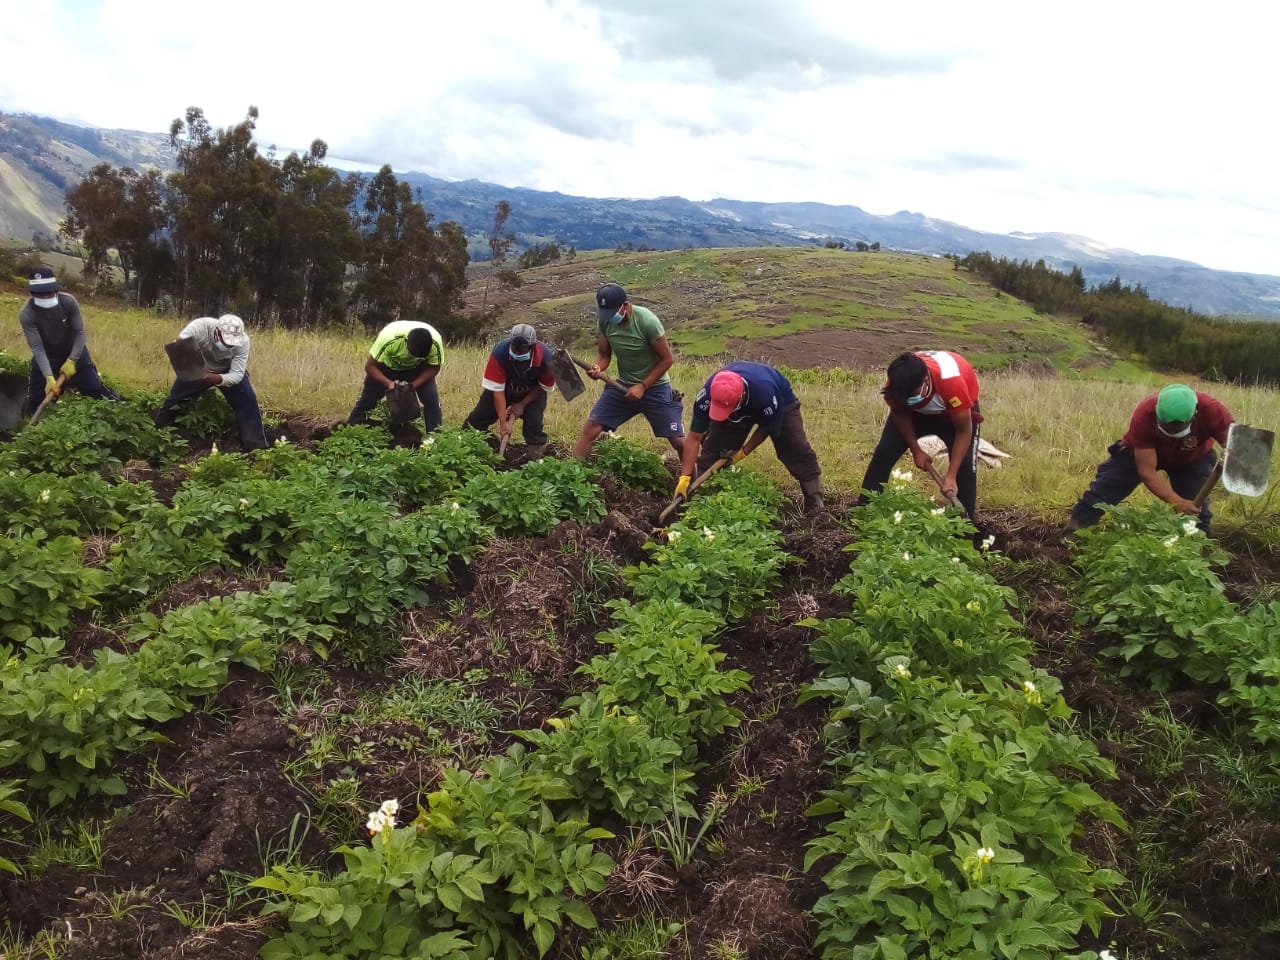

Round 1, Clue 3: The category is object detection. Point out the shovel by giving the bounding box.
[925,463,967,516]
[1194,422,1275,505]
[656,456,732,528]
[29,373,68,426]
[548,347,587,402]
[164,337,207,381]
[0,371,26,432]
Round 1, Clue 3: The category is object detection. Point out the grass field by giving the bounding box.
[4,247,1278,529]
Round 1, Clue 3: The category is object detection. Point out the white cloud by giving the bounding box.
[0,0,1277,275]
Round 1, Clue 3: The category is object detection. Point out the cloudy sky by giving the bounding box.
[2,0,1275,275]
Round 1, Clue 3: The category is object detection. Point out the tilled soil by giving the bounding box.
[2,490,1278,960]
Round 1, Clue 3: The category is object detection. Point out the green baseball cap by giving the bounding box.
[1155,384,1197,423]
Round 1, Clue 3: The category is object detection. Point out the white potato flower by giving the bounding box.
[980,535,996,551]
[39,489,51,503]
[893,511,903,524]
[975,847,995,863]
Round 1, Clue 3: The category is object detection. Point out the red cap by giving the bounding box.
[708,371,746,421]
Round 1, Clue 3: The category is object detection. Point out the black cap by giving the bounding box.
[29,267,58,294]
[596,283,627,322]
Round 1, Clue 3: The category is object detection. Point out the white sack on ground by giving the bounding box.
[918,435,1012,469]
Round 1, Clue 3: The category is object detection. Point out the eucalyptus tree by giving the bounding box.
[166,105,282,318]
[352,165,469,334]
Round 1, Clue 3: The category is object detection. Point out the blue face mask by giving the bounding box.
[610,311,625,326]
[510,349,532,362]
[905,393,925,405]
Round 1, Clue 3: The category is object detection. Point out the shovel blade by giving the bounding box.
[0,371,26,432]
[164,338,207,381]
[1221,422,1275,497]
[550,347,586,402]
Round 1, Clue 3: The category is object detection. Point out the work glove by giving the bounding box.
[59,358,77,378]
[732,449,747,464]
[44,375,60,398]
[674,475,691,497]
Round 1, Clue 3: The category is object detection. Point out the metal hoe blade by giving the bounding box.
[1221,422,1275,497]
[549,347,586,402]
[164,338,207,381]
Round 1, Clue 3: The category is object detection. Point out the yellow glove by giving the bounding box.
[44,375,60,398]
[674,475,691,497]
[60,358,77,378]
[732,449,747,464]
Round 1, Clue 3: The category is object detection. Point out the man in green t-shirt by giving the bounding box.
[571,283,685,458]
[348,320,444,432]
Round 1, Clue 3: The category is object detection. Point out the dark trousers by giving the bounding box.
[860,409,981,516]
[158,373,268,450]
[696,401,821,483]
[348,362,442,433]
[463,388,548,445]
[1069,442,1216,530]
[26,351,118,414]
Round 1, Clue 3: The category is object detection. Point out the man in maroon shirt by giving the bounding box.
[1067,383,1233,532]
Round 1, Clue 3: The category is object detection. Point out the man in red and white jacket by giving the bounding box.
[463,323,556,459]
[859,350,983,516]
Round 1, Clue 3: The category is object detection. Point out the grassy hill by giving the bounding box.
[4,247,1277,528]
[471,247,1136,377]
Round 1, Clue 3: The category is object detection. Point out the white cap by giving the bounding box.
[216,314,245,346]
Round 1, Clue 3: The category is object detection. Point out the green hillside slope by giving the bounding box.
[471,247,1128,377]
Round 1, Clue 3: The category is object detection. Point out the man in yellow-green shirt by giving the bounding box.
[347,320,444,432]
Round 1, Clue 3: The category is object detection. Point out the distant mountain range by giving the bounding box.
[4,110,1280,319]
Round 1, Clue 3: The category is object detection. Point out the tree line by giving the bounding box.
[57,107,471,336]
[958,252,1280,386]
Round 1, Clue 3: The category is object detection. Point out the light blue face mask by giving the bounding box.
[906,392,925,405]
[610,311,625,326]
[510,348,532,361]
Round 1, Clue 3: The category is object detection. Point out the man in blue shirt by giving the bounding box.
[678,361,824,512]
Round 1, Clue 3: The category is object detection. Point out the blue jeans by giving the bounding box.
[158,372,268,450]
[348,361,442,433]
[1069,442,1215,530]
[26,350,118,414]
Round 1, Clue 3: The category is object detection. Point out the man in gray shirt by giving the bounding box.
[18,267,118,414]
[153,314,267,450]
